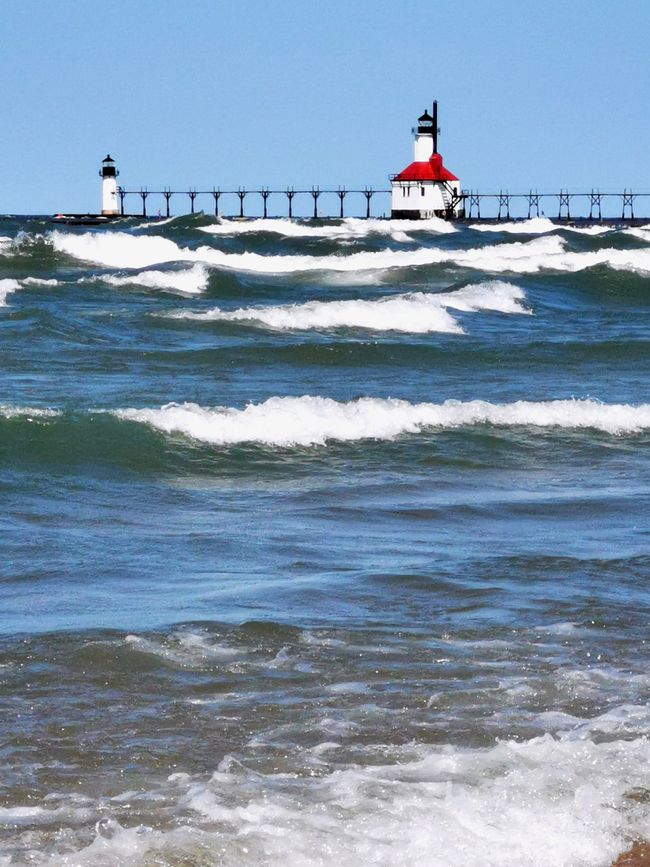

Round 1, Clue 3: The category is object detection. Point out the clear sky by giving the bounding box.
[2,0,649,214]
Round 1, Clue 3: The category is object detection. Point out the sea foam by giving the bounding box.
[0,278,21,307]
[113,396,650,447]
[49,230,650,277]
[30,733,650,867]
[165,281,528,334]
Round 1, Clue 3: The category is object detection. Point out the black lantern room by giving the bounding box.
[417,110,434,135]
[100,155,119,179]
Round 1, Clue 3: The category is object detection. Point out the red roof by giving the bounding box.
[393,152,458,182]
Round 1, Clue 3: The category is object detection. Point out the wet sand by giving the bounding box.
[613,842,650,866]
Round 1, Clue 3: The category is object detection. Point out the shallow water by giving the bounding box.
[1,214,650,865]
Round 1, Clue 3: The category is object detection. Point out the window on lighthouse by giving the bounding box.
[421,186,425,196]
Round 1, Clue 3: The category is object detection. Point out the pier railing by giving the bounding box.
[462,190,647,221]
[116,187,650,221]
[117,188,386,219]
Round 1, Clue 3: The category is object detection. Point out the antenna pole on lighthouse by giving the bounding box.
[432,100,438,154]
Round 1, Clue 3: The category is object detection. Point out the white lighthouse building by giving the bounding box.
[390,102,464,219]
[99,155,120,216]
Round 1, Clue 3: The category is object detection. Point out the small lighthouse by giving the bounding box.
[99,155,120,216]
[390,102,464,220]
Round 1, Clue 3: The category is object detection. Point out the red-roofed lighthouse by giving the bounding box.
[390,102,464,219]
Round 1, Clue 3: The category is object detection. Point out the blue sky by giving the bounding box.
[2,0,649,214]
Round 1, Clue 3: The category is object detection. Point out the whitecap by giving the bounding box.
[471,217,611,237]
[50,229,650,278]
[98,264,209,295]
[131,216,177,231]
[0,404,59,419]
[471,217,559,234]
[163,281,528,334]
[199,215,456,239]
[112,396,650,447]
[624,225,650,243]
[0,278,20,307]
[22,277,60,286]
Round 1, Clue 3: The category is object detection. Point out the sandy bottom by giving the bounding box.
[613,842,650,866]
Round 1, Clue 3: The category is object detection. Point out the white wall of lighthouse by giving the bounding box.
[413,132,435,162]
[100,155,119,216]
[391,179,461,216]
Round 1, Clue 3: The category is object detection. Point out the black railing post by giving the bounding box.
[237,187,246,218]
[558,189,571,219]
[188,189,198,214]
[622,189,635,219]
[118,187,126,216]
[498,191,510,221]
[286,188,295,218]
[468,190,480,219]
[163,188,172,218]
[364,187,373,219]
[311,186,320,219]
[140,188,148,218]
[212,189,221,217]
[589,190,602,221]
[261,188,270,219]
[338,187,346,218]
[528,190,540,219]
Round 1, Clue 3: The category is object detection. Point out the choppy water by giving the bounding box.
[2,213,650,866]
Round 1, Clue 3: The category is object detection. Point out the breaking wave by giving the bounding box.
[131,216,177,231]
[199,216,456,239]
[624,225,650,243]
[48,230,650,277]
[0,404,59,419]
[97,264,209,295]
[0,278,21,307]
[8,733,649,867]
[165,281,529,334]
[113,396,650,447]
[471,217,611,236]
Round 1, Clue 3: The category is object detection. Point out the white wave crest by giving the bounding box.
[0,278,20,307]
[99,264,209,295]
[564,224,612,236]
[0,236,13,256]
[113,396,650,447]
[471,217,559,235]
[49,230,650,277]
[471,218,611,237]
[22,277,60,286]
[131,216,177,231]
[0,404,59,419]
[199,216,456,239]
[624,225,650,243]
[166,281,528,334]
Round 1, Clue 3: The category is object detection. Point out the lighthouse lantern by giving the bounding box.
[99,154,120,216]
[390,102,464,220]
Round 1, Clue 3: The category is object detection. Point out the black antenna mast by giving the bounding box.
[432,100,438,153]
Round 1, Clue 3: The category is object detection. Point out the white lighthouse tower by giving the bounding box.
[390,102,464,220]
[99,155,120,216]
